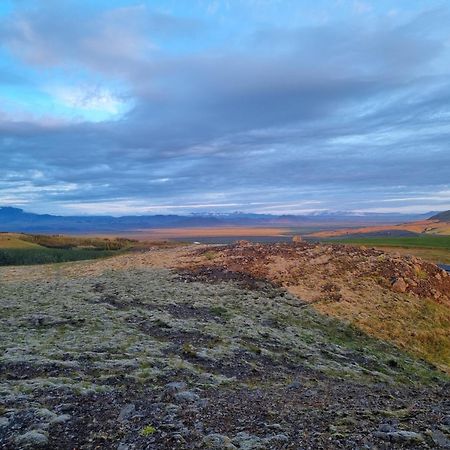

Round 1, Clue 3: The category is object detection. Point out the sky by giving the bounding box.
[0,0,450,216]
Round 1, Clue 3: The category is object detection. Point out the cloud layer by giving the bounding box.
[0,0,449,214]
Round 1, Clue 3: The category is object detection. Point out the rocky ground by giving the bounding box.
[1,243,450,449]
[187,242,450,371]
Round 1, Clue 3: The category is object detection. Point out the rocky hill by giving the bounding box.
[0,243,449,449]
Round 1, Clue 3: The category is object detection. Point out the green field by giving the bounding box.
[0,248,120,266]
[330,235,450,250]
[0,233,134,266]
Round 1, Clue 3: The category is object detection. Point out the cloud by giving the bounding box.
[47,84,130,118]
[0,2,449,214]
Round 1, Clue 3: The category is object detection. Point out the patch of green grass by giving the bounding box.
[209,305,230,318]
[203,250,217,260]
[20,234,136,250]
[0,248,120,266]
[329,235,450,250]
[140,425,157,437]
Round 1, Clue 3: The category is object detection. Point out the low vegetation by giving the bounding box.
[329,235,450,250]
[190,241,450,371]
[0,248,119,266]
[1,256,448,448]
[0,233,137,266]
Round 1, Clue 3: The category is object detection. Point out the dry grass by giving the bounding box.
[127,226,289,239]
[314,291,450,371]
[0,233,42,249]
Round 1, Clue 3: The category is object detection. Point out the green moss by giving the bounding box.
[210,305,231,318]
[140,425,157,436]
[182,342,197,357]
[203,251,217,260]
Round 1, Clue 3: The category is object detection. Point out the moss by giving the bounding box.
[203,251,217,261]
[182,342,197,357]
[140,425,157,437]
[209,305,231,319]
[414,267,428,280]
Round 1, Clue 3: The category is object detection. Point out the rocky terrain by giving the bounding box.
[188,242,450,371]
[1,243,450,449]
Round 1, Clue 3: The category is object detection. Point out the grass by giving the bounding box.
[326,235,450,264]
[0,248,120,266]
[0,232,140,266]
[140,425,157,437]
[19,234,136,250]
[329,235,450,250]
[314,287,450,373]
[0,234,42,249]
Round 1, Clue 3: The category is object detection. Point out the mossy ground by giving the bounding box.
[0,253,449,449]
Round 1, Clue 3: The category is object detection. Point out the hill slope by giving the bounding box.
[309,215,450,238]
[0,243,449,449]
[187,242,450,371]
[431,210,450,221]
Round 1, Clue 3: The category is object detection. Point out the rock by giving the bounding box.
[163,381,187,396]
[174,390,200,404]
[265,423,283,431]
[231,431,289,449]
[391,277,407,293]
[196,349,215,361]
[35,408,56,420]
[160,381,189,401]
[56,403,73,413]
[405,278,417,287]
[374,430,424,444]
[51,414,71,424]
[232,432,266,449]
[287,379,301,389]
[0,417,9,428]
[15,430,49,448]
[118,404,135,422]
[431,430,450,448]
[164,403,181,414]
[236,240,251,247]
[117,443,130,450]
[292,235,303,243]
[378,423,395,433]
[202,433,237,449]
[269,434,289,443]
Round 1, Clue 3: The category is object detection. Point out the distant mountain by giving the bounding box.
[0,206,432,234]
[430,210,450,221]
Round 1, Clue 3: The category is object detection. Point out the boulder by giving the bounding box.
[15,430,49,448]
[392,277,407,293]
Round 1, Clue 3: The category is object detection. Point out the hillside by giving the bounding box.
[1,242,449,449]
[309,211,450,239]
[186,241,450,370]
[431,210,450,221]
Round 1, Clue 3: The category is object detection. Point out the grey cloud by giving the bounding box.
[0,1,202,76]
[0,4,449,213]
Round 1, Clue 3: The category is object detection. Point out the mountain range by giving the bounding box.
[0,206,437,233]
